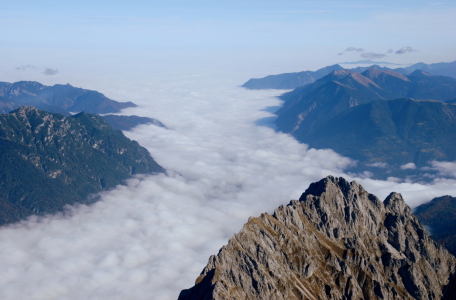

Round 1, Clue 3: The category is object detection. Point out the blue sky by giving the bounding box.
[1,0,456,84]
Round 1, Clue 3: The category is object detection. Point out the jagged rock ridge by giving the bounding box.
[241,60,456,90]
[179,176,456,300]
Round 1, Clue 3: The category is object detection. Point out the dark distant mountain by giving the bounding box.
[340,59,400,65]
[101,115,166,131]
[274,68,456,173]
[276,68,456,133]
[0,81,136,114]
[405,61,456,78]
[0,81,166,131]
[415,196,456,257]
[179,176,456,299]
[241,64,344,89]
[0,106,164,225]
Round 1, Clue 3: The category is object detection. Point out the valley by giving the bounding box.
[0,73,454,299]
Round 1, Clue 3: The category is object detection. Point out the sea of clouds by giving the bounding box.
[1,72,455,299]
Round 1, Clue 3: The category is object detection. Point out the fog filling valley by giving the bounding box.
[1,73,456,300]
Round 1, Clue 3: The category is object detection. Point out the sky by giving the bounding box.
[2,0,456,83]
[1,1,456,299]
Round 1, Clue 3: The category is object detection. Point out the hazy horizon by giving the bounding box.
[2,0,456,88]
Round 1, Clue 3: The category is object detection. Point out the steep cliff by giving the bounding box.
[179,176,456,300]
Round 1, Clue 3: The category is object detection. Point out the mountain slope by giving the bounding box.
[301,98,456,167]
[241,64,344,89]
[0,106,164,225]
[276,69,408,134]
[275,68,456,172]
[179,176,456,300]
[415,196,456,257]
[101,114,166,131]
[0,81,136,114]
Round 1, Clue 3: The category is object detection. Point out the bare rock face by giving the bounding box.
[178,176,456,300]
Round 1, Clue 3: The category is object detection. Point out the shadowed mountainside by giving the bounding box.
[415,196,456,257]
[0,106,164,225]
[273,68,456,176]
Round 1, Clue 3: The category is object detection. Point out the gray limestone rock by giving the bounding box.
[178,176,456,300]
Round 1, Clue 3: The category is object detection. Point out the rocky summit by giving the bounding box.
[179,176,456,300]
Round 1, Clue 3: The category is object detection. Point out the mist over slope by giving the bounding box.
[0,74,455,299]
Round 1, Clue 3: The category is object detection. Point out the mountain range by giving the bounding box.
[242,60,456,90]
[261,67,456,177]
[0,81,163,131]
[0,106,164,225]
[179,176,456,299]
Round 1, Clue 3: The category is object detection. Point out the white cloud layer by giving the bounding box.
[427,160,456,178]
[0,73,455,299]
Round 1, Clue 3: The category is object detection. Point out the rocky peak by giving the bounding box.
[0,81,44,97]
[384,192,411,215]
[409,69,433,77]
[324,69,354,82]
[362,68,410,82]
[297,176,384,239]
[179,176,456,300]
[344,71,380,88]
[332,69,353,76]
[14,105,40,117]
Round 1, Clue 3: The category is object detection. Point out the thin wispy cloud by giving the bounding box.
[16,64,36,71]
[360,52,386,59]
[396,46,417,54]
[345,47,364,52]
[367,162,388,168]
[43,68,59,75]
